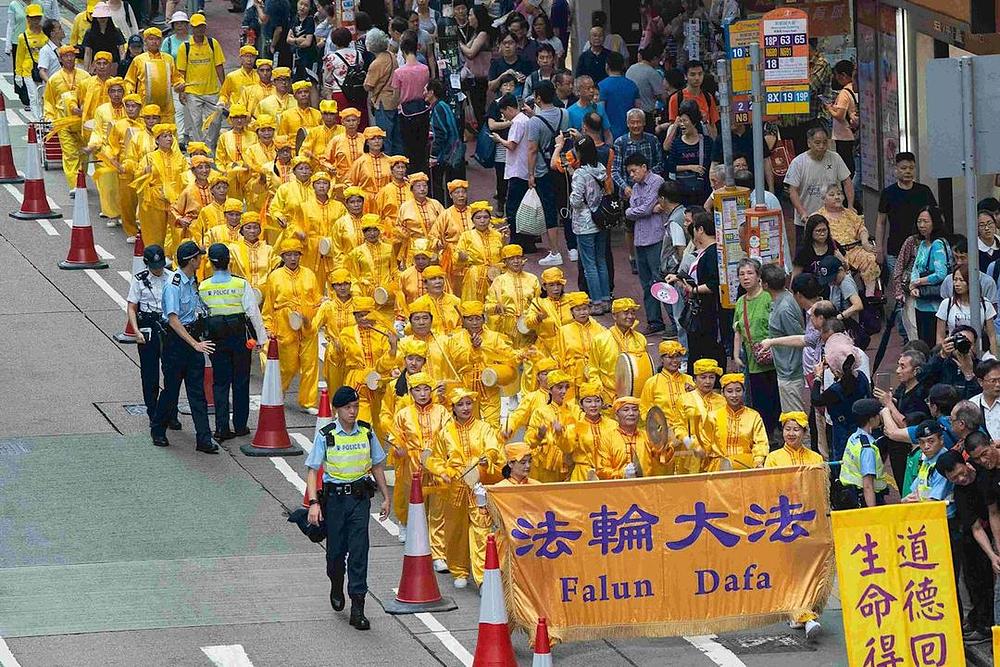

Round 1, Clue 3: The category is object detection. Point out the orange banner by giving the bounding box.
[487,466,834,642]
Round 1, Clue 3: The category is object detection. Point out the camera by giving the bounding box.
[946,333,972,354]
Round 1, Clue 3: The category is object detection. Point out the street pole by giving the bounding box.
[749,45,765,204]
[716,57,735,187]
[961,57,982,332]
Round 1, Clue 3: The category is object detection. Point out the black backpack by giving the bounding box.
[334,50,367,104]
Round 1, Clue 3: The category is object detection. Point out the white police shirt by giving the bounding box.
[127,268,174,314]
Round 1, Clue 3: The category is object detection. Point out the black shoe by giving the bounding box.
[330,574,345,611]
[644,324,665,335]
[233,427,251,437]
[965,629,991,645]
[196,441,220,454]
[168,419,183,431]
[349,595,370,630]
[227,6,243,10]
[152,436,170,447]
[962,621,977,638]
[213,430,236,442]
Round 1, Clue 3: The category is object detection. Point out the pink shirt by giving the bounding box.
[503,113,531,181]
[392,62,431,104]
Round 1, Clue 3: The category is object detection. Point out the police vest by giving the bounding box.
[199,276,246,315]
[322,422,373,482]
[839,433,887,492]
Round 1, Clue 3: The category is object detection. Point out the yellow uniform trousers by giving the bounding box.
[93,166,120,219]
[442,488,491,585]
[117,177,138,237]
[58,130,84,189]
[138,205,171,251]
[275,328,319,410]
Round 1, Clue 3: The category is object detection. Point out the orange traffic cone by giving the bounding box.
[204,353,215,412]
[115,231,146,344]
[10,124,59,219]
[472,535,517,667]
[0,95,23,183]
[382,472,457,614]
[532,618,553,667]
[241,337,303,456]
[301,383,333,507]
[57,171,106,269]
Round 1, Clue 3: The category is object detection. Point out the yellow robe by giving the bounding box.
[607,426,674,478]
[328,131,365,182]
[395,332,452,385]
[261,265,322,409]
[78,74,111,143]
[316,295,355,391]
[505,387,547,437]
[107,117,143,236]
[240,80,275,116]
[346,152,392,200]
[397,197,446,265]
[640,369,697,473]
[565,414,617,481]
[453,228,503,303]
[675,389,725,473]
[191,200,227,247]
[525,400,579,482]
[300,123,343,173]
[228,238,273,292]
[410,291,463,334]
[344,240,399,323]
[425,416,503,584]
[168,179,212,259]
[330,212,366,270]
[431,205,473,285]
[589,326,648,401]
[485,270,541,347]
[703,405,770,472]
[215,128,258,200]
[519,294,573,392]
[243,140,277,214]
[268,177,312,245]
[557,319,607,385]
[125,51,184,118]
[374,179,412,252]
[136,147,187,250]
[43,66,90,188]
[287,195,346,278]
[446,328,517,427]
[764,444,825,467]
[278,104,321,140]
[339,323,397,430]
[88,101,127,219]
[256,91,295,124]
[218,66,259,106]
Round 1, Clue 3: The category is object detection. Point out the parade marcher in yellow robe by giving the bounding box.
[218,45,259,108]
[330,186,368,269]
[397,173,445,265]
[344,215,399,325]
[608,396,674,478]
[503,357,558,439]
[239,59,274,116]
[315,268,356,392]
[589,298,648,402]
[339,295,398,427]
[190,174,231,251]
[519,267,571,392]
[228,213,272,292]
[124,28,186,121]
[374,157,412,249]
[564,381,616,480]
[389,371,451,566]
[278,80,321,139]
[398,241,435,305]
[84,75,127,225]
[556,292,607,386]
[326,107,363,182]
[14,6,47,119]
[446,300,518,427]
[105,96,145,239]
[261,238,322,411]
[269,155,313,248]
[168,155,213,258]
[397,296,454,384]
[299,100,343,173]
[242,114,278,215]
[486,244,542,347]
[492,442,542,487]
[378,337,428,455]
[203,199,246,247]
[452,201,502,302]
[346,126,391,200]
[43,46,90,188]
[431,180,473,284]
[411,266,462,333]
[638,340,696,472]
[215,104,257,201]
[77,51,114,145]
[702,373,769,472]
[524,370,578,482]
[256,67,294,124]
[765,412,824,467]
[284,171,346,277]
[135,123,186,250]
[426,387,503,587]
[674,359,725,472]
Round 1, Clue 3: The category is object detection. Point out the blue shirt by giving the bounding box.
[305,419,387,483]
[597,75,639,139]
[905,416,957,449]
[848,428,880,477]
[161,271,205,325]
[565,100,611,134]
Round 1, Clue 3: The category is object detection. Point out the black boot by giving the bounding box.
[330,572,345,611]
[349,594,370,630]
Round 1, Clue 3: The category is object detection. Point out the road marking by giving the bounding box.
[201,644,255,667]
[0,75,17,102]
[290,431,313,454]
[0,635,22,667]
[6,110,23,127]
[84,268,127,310]
[47,195,59,210]
[4,182,22,202]
[94,244,114,260]
[388,588,473,666]
[683,635,746,667]
[118,270,132,284]
[372,513,400,536]
[269,457,305,494]
[36,219,58,235]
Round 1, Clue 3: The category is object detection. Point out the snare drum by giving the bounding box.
[614,352,656,397]
[318,237,332,256]
[365,371,381,391]
[516,315,531,335]
[481,364,517,388]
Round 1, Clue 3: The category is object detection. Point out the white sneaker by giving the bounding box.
[787,620,804,629]
[397,527,406,543]
[303,407,319,416]
[125,235,136,244]
[433,558,449,573]
[538,252,563,267]
[805,620,821,641]
[568,249,578,262]
[106,219,117,227]
[453,577,468,589]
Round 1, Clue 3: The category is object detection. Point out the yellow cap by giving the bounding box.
[501,244,523,260]
[399,338,428,358]
[276,237,303,255]
[239,45,258,56]
[208,171,228,187]
[411,239,434,258]
[123,93,142,104]
[565,291,590,309]
[540,267,566,285]
[613,396,641,412]
[319,99,338,113]
[291,80,312,92]
[720,373,745,388]
[272,66,291,79]
[94,51,113,62]
[780,411,809,428]
[187,141,210,155]
[407,371,433,389]
[363,126,386,139]
[223,198,243,213]
[352,296,377,313]
[658,340,686,357]
[254,114,276,130]
[534,358,559,373]
[151,123,175,137]
[469,200,492,214]
[612,297,640,314]
[459,301,484,317]
[141,104,161,117]
[189,12,206,26]
[311,171,332,184]
[273,135,293,149]
[448,387,477,406]
[57,45,77,56]
[388,155,409,165]
[228,103,249,117]
[143,27,162,38]
[447,179,469,192]
[408,171,429,184]
[255,58,273,68]
[327,268,352,284]
[189,155,212,167]
[340,107,362,118]
[577,381,603,400]
[290,155,310,168]
[25,4,43,17]
[504,441,531,462]
[239,211,260,227]
[409,295,434,315]
[343,186,365,200]
[546,371,571,387]
[360,213,381,230]
[692,359,723,376]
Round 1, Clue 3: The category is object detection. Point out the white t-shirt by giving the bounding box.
[783,149,851,226]
[935,297,997,334]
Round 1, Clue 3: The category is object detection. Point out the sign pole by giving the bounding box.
[750,44,765,204]
[717,57,735,187]
[961,57,982,333]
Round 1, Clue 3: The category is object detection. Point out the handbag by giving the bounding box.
[473,122,495,168]
[23,33,42,83]
[673,136,705,197]
[742,297,773,366]
[679,293,701,333]
[769,126,794,178]
[516,187,546,236]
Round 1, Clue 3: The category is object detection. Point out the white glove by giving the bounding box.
[624,463,637,479]
[473,483,487,507]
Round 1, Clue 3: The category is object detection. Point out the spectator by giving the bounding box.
[825,59,858,178]
[793,213,844,277]
[526,80,569,266]
[506,13,538,64]
[980,210,1000,280]
[918,325,983,399]
[664,100,713,206]
[160,12,188,60]
[949,400,985,451]
[624,153,666,334]
[37,18,62,80]
[874,349,929,490]
[575,25,608,84]
[566,75,611,138]
[876,151,937,271]
[457,4,494,126]
[493,89,536,252]
[816,255,864,339]
[403,12,437,75]
[711,122,774,191]
[627,45,666,130]
[314,3,336,45]
[359,0,388,33]
[597,51,638,140]
[937,264,998,353]
[118,33,142,78]
[529,12,562,62]
[784,125,853,243]
[592,10,627,59]
[426,79,466,205]
[907,205,950,347]
[814,183,879,294]
[364,29,399,155]
[352,12,373,65]
[105,0,137,41]
[763,263,806,418]
[288,0,319,101]
[82,5,125,71]
[324,27,364,121]
[732,258,780,437]
[611,109,663,195]
[657,180,686,344]
[392,30,431,173]
[972,359,1000,441]
[256,0,292,67]
[812,332,871,460]
[412,0,437,37]
[666,60,718,140]
[487,83,518,211]
[553,70,576,108]
[943,233,999,312]
[550,0,570,62]
[522,42,557,100]
[838,398,887,508]
[487,32,533,98]
[566,135,610,311]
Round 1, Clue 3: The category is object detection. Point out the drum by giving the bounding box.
[374,286,390,305]
[318,237,332,256]
[287,311,304,331]
[516,315,531,335]
[615,352,656,397]
[481,364,517,388]
[486,266,501,282]
[365,371,381,391]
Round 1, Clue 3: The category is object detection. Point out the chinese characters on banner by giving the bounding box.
[487,466,834,643]
[832,502,965,667]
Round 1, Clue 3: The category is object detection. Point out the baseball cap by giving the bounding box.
[143,244,166,270]
[176,240,205,263]
[816,255,843,286]
[128,34,143,47]
[169,10,189,23]
[851,398,882,420]
[207,242,229,265]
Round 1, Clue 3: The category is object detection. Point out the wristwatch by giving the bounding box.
[308,498,320,506]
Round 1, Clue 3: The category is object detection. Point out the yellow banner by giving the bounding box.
[832,502,965,667]
[487,466,834,642]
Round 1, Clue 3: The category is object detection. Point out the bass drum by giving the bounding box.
[614,352,656,397]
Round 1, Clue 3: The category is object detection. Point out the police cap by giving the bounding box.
[851,398,882,420]
[176,240,205,264]
[143,244,166,270]
[208,242,230,265]
[916,419,943,439]
[332,385,360,408]
[287,507,325,543]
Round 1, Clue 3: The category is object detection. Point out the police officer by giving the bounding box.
[126,244,180,431]
[305,386,391,631]
[838,398,887,509]
[150,241,218,453]
[199,243,268,441]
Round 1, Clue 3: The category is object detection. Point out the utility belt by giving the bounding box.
[322,477,377,500]
[137,310,163,330]
[204,312,251,340]
[164,317,206,341]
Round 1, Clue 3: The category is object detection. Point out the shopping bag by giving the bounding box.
[516,187,545,236]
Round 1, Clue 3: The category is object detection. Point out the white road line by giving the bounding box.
[47,195,59,210]
[413,613,473,666]
[36,219,58,235]
[683,635,746,667]
[201,644,255,667]
[4,182,22,202]
[290,431,313,454]
[84,268,127,310]
[94,244,114,260]
[372,513,400,537]
[0,635,22,667]
[269,457,305,494]
[118,270,132,284]
[6,110,23,127]
[0,76,17,102]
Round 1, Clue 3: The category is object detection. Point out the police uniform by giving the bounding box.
[305,386,387,631]
[199,243,267,440]
[838,399,888,508]
[151,241,217,453]
[126,245,176,424]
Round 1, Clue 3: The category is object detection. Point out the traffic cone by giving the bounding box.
[115,231,146,343]
[241,337,303,456]
[301,383,333,507]
[10,124,59,219]
[57,171,106,269]
[472,535,516,667]
[382,472,457,614]
[532,618,553,667]
[0,95,23,183]
[204,353,215,412]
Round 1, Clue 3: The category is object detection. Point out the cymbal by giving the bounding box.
[646,406,669,449]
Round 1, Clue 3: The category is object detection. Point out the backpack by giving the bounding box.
[180,37,223,70]
[334,50,367,104]
[670,89,716,122]
[533,109,564,164]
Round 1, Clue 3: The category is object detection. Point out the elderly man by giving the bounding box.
[43,45,89,188]
[125,27,187,126]
[784,125,853,246]
[588,298,647,402]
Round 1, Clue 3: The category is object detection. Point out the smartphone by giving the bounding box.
[875,372,891,392]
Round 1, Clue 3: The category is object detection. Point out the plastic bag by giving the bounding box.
[516,187,545,236]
